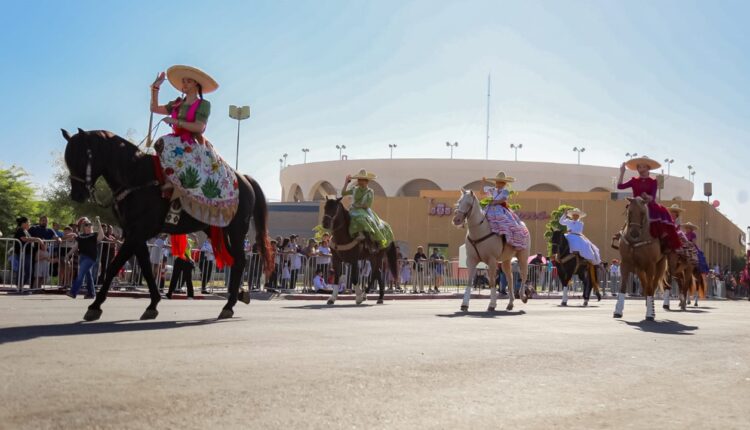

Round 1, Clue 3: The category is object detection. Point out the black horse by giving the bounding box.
[321,197,398,305]
[62,129,273,321]
[549,229,601,306]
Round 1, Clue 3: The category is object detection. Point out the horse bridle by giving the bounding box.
[455,195,485,227]
[68,148,106,206]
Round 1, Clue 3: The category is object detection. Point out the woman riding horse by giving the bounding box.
[558,208,601,306]
[482,171,530,250]
[341,169,394,251]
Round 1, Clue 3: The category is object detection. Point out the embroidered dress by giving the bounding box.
[156,98,239,227]
[483,186,530,250]
[672,216,698,265]
[341,185,394,249]
[617,177,681,250]
[559,214,601,265]
[685,230,709,273]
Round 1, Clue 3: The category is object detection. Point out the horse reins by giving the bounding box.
[458,195,494,256]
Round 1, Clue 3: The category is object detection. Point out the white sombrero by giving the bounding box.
[167,65,219,94]
[483,171,516,183]
[667,203,685,213]
[625,156,661,171]
[567,208,587,218]
[351,169,376,180]
[683,222,699,231]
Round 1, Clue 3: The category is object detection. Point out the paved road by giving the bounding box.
[1,295,748,429]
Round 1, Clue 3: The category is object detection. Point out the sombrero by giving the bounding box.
[667,204,685,213]
[683,222,699,231]
[166,65,219,94]
[351,169,376,180]
[625,156,661,171]
[567,208,587,218]
[483,171,516,183]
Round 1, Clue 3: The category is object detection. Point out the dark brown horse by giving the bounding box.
[549,229,601,306]
[62,129,272,321]
[321,197,398,305]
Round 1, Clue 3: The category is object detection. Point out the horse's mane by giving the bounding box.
[85,130,143,157]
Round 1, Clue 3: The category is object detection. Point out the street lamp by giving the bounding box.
[626,152,638,159]
[278,158,283,171]
[335,145,346,160]
[301,148,309,164]
[446,141,458,159]
[283,153,288,167]
[229,105,250,170]
[388,144,397,159]
[509,143,523,161]
[687,165,694,181]
[573,147,586,165]
[663,159,674,176]
[690,170,696,182]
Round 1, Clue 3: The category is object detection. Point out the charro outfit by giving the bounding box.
[341,170,394,249]
[559,212,601,265]
[683,224,709,273]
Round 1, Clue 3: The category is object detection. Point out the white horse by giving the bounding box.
[452,189,533,311]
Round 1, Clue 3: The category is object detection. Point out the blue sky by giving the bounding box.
[1,0,748,231]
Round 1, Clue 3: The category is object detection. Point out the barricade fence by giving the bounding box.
[2,236,738,299]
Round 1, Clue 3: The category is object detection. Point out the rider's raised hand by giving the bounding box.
[152,72,166,89]
[345,174,352,182]
[619,162,626,173]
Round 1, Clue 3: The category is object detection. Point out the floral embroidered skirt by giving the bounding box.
[157,134,239,227]
[485,205,530,250]
[349,208,394,249]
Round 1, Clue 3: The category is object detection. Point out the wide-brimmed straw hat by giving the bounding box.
[351,169,376,180]
[567,208,587,218]
[483,171,516,183]
[683,222,699,231]
[667,203,685,213]
[167,65,219,94]
[625,156,661,171]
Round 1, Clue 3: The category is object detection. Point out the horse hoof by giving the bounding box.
[506,303,514,311]
[613,313,622,318]
[140,309,158,320]
[662,305,670,310]
[583,301,589,307]
[645,316,655,322]
[560,301,567,307]
[487,306,496,312]
[460,305,469,312]
[596,293,602,302]
[217,309,234,320]
[694,302,698,307]
[326,300,334,306]
[376,299,384,305]
[83,308,102,322]
[239,290,250,305]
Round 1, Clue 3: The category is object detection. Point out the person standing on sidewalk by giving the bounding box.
[64,217,104,299]
[198,238,214,294]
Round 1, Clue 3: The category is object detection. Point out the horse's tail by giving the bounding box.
[589,263,600,292]
[386,242,399,280]
[246,175,274,277]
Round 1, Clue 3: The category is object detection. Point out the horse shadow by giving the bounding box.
[282,303,376,310]
[0,318,232,345]
[665,308,709,314]
[619,319,698,335]
[436,310,526,319]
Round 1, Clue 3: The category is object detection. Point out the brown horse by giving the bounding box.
[613,197,669,320]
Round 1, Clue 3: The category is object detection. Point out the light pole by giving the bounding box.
[283,153,288,167]
[446,141,458,159]
[229,105,250,170]
[573,147,586,165]
[301,148,309,164]
[626,152,638,159]
[388,144,397,159]
[335,145,346,160]
[278,158,283,171]
[663,158,674,176]
[687,165,694,181]
[690,170,696,183]
[510,143,523,161]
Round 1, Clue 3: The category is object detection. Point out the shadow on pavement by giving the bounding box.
[620,319,698,335]
[436,310,526,318]
[0,318,233,345]
[665,308,709,314]
[282,304,375,310]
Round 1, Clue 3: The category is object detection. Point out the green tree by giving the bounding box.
[43,154,117,226]
[544,204,576,255]
[0,165,40,234]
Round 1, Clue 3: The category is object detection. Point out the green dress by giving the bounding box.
[341,185,394,249]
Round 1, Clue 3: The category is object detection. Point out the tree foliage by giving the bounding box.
[0,165,40,234]
[544,204,576,255]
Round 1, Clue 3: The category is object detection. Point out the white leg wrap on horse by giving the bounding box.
[562,286,569,302]
[615,293,625,315]
[663,293,670,307]
[646,296,655,319]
